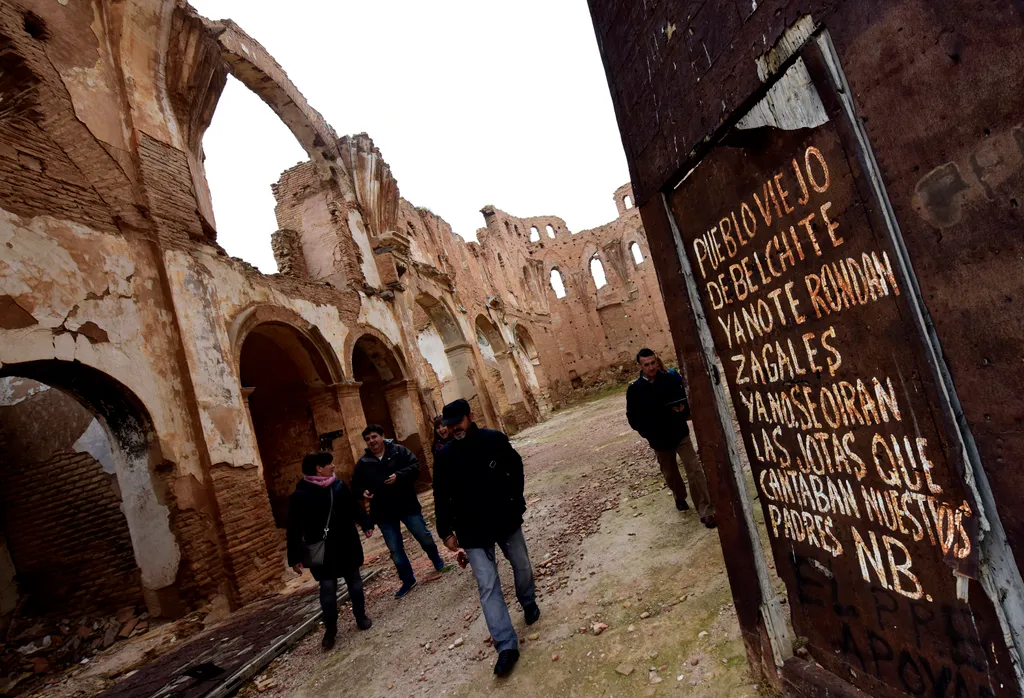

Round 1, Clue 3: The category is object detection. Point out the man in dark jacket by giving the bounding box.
[287,451,374,651]
[352,424,446,598]
[626,348,717,528]
[433,399,538,678]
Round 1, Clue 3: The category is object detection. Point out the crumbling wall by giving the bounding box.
[0,381,142,617]
[474,185,675,404]
[0,0,677,639]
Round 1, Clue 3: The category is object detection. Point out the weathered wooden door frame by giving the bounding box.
[647,24,1024,696]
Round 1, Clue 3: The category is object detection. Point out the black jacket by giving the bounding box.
[626,369,691,451]
[351,441,422,524]
[286,478,373,581]
[432,424,526,549]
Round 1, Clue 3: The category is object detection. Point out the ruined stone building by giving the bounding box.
[0,0,672,629]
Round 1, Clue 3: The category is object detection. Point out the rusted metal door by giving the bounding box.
[665,34,1020,697]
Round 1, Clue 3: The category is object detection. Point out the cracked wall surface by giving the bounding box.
[0,0,674,619]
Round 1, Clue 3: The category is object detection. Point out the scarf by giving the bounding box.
[303,474,336,488]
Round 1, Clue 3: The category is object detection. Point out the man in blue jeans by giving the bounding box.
[433,399,539,678]
[353,424,446,598]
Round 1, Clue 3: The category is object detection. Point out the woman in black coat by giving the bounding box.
[287,451,375,650]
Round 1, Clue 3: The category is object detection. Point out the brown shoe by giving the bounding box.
[700,515,717,529]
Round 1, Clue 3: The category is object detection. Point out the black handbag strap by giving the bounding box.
[322,487,334,539]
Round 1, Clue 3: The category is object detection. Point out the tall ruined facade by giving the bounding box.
[0,0,672,632]
[588,1,1024,696]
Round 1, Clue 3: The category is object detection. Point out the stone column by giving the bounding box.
[444,343,479,404]
[307,383,353,479]
[496,350,524,405]
[331,381,367,468]
[383,380,418,441]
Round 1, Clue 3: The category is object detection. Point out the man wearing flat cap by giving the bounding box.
[432,398,539,678]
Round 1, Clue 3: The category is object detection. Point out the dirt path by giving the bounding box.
[240,390,760,698]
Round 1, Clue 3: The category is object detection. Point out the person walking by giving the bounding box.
[433,398,539,677]
[287,451,374,651]
[626,348,717,528]
[353,424,446,598]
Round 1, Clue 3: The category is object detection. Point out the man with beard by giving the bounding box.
[432,399,539,677]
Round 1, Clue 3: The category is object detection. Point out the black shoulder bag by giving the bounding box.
[302,487,333,569]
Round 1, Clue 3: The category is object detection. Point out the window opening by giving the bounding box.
[545,225,555,239]
[630,242,643,265]
[529,226,540,242]
[549,269,567,298]
[590,256,608,289]
[202,75,307,273]
[624,195,634,209]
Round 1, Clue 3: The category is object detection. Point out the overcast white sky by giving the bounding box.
[189,0,630,273]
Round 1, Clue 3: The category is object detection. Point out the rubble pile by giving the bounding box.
[0,604,155,695]
[533,439,661,598]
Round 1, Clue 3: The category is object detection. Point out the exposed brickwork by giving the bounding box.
[270,229,308,278]
[0,384,144,619]
[0,449,141,616]
[155,471,227,610]
[137,132,206,246]
[208,463,284,606]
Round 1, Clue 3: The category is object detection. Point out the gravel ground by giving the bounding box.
[234,389,763,698]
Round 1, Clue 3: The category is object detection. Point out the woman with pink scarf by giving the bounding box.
[287,451,374,650]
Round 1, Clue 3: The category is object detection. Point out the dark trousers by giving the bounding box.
[319,568,365,629]
[653,434,715,518]
[379,512,445,583]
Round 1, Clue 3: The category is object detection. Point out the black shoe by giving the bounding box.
[494,649,520,677]
[395,580,417,598]
[322,625,337,650]
[524,604,541,625]
[675,498,690,511]
[701,515,718,529]
[356,616,373,631]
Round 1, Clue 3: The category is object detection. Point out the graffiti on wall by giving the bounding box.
[670,119,1014,696]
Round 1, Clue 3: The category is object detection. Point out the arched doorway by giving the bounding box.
[240,321,347,529]
[475,315,529,431]
[515,325,551,416]
[0,361,181,630]
[414,293,495,427]
[351,335,428,486]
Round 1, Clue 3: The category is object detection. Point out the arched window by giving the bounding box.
[623,195,634,210]
[545,224,555,239]
[529,226,540,242]
[549,268,567,298]
[590,256,608,289]
[630,242,643,265]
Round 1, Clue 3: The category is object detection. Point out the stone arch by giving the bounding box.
[475,315,526,427]
[630,240,644,265]
[350,333,429,486]
[230,304,344,385]
[234,307,350,529]
[0,360,182,620]
[549,265,568,298]
[415,293,466,348]
[342,324,408,382]
[413,293,496,428]
[513,323,551,416]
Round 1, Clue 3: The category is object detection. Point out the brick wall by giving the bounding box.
[208,463,284,605]
[0,449,141,616]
